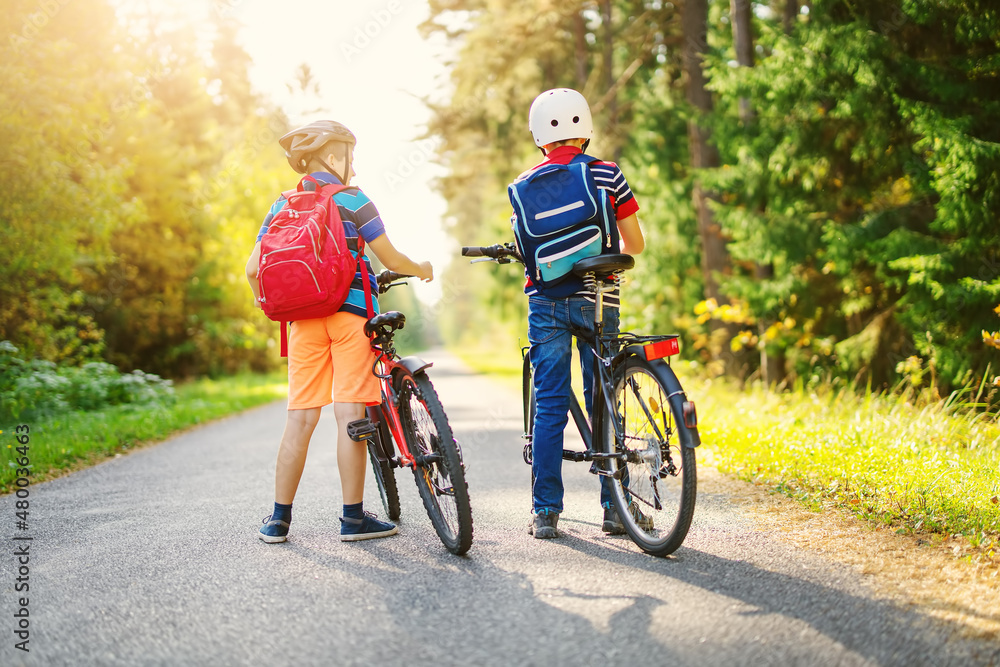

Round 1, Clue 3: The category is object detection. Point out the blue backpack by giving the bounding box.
[509,154,618,297]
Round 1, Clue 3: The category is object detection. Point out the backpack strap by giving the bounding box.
[275,179,356,358]
[569,152,601,166]
[357,236,376,327]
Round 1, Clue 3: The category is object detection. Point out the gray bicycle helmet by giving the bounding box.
[279,120,357,174]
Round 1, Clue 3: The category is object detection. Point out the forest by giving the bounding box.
[427,0,1000,395]
[2,0,999,397]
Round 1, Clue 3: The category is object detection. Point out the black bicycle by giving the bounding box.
[463,243,699,556]
[348,270,473,555]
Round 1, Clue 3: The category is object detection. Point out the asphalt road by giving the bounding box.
[2,349,998,666]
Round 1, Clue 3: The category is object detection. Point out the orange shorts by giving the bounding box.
[286,312,380,409]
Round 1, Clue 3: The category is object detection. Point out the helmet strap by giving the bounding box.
[316,156,346,183]
[581,139,590,153]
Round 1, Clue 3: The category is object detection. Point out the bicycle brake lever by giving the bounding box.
[469,258,495,264]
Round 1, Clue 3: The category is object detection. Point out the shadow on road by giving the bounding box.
[549,528,1000,666]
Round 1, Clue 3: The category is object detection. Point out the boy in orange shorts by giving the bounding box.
[245,120,433,543]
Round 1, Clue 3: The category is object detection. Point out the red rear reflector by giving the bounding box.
[683,401,698,428]
[644,338,680,360]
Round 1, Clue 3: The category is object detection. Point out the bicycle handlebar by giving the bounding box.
[461,243,523,264]
[376,270,412,293]
[377,270,409,286]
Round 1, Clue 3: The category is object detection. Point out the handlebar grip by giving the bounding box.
[461,246,485,257]
[377,270,410,286]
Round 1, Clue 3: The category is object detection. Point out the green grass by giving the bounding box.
[454,344,1000,558]
[697,380,1000,556]
[1,371,288,494]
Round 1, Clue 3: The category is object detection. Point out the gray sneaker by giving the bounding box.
[529,511,560,539]
[602,507,626,535]
[602,502,654,534]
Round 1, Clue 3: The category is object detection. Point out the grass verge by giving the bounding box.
[1,371,288,494]
[696,379,1000,563]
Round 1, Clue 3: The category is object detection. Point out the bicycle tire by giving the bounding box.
[599,354,697,557]
[367,418,400,521]
[398,372,474,555]
[522,352,536,460]
[522,352,535,436]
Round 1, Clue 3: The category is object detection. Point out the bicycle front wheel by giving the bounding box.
[600,355,696,557]
[367,416,400,521]
[398,372,473,555]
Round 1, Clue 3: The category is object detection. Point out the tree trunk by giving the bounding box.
[784,0,799,34]
[600,0,622,162]
[682,0,730,319]
[683,0,743,377]
[573,11,588,90]
[731,0,785,385]
[730,0,755,124]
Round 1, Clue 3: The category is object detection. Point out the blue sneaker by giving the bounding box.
[259,515,289,543]
[340,511,398,542]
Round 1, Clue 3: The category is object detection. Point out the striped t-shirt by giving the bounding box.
[514,146,640,307]
[257,172,385,318]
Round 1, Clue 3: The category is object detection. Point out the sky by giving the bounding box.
[123,0,457,304]
[235,0,455,304]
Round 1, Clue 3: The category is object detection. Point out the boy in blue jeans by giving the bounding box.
[512,89,647,539]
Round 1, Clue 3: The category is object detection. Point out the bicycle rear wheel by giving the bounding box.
[600,355,696,557]
[367,414,400,521]
[398,372,473,555]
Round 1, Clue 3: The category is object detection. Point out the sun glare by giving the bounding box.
[109,0,454,304]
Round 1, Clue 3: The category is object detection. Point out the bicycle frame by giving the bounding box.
[369,344,439,470]
[524,277,695,467]
[371,357,412,466]
[559,282,630,467]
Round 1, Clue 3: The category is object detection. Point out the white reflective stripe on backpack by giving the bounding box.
[535,199,586,221]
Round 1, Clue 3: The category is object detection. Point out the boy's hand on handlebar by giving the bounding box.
[416,260,434,282]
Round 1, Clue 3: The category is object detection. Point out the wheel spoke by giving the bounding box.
[604,359,696,556]
[400,374,472,554]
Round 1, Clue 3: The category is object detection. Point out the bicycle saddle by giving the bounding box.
[364,311,406,337]
[572,254,634,278]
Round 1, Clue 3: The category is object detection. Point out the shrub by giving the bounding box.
[0,341,174,423]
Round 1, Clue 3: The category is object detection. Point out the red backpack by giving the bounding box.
[257,175,372,355]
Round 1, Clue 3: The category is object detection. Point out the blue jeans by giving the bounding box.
[527,295,619,514]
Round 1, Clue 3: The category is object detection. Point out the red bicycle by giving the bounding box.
[347,270,473,555]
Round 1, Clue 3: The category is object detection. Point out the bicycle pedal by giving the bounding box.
[346,418,377,442]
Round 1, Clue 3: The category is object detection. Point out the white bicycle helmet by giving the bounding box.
[527,88,594,148]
